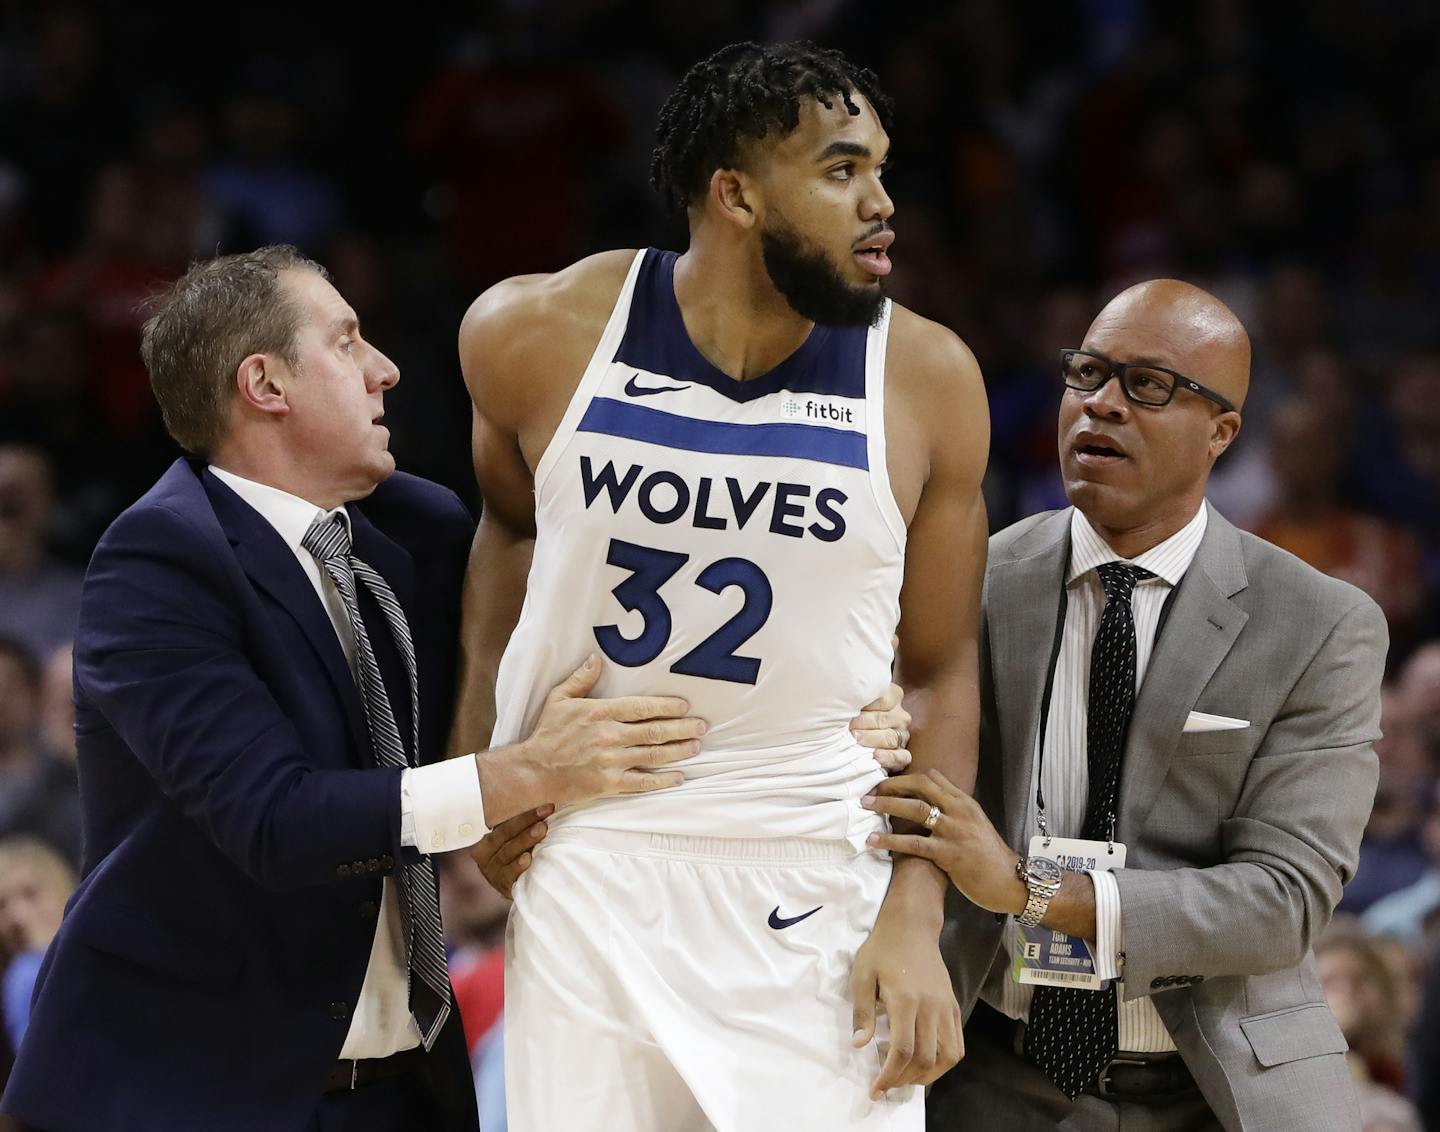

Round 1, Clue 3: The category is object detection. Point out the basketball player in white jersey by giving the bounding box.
[452,42,989,1131]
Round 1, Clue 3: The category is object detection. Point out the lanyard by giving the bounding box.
[1032,581,1069,845]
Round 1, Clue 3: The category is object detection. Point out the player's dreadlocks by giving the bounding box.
[650,41,894,215]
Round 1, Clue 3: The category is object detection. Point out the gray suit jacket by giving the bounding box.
[942,504,1386,1132]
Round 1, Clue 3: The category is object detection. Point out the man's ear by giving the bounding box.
[1210,411,1241,459]
[708,168,758,231]
[236,353,291,418]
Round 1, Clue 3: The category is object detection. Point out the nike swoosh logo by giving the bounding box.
[625,374,691,397]
[768,905,822,930]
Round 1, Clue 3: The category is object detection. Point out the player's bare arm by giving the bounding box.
[449,250,633,755]
[449,254,714,825]
[850,306,989,1099]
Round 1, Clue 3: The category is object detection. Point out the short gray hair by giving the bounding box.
[140,245,328,457]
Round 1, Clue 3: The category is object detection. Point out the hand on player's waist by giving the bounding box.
[478,654,707,823]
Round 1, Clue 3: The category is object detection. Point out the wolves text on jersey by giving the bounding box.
[579,455,848,543]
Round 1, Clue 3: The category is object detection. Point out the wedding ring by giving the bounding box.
[923,804,942,830]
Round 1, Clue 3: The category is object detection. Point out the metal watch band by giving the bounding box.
[1015,857,1062,928]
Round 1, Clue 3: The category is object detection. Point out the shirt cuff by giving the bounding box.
[1088,868,1124,982]
[400,758,489,853]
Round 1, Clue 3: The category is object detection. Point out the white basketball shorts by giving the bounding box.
[503,828,924,1132]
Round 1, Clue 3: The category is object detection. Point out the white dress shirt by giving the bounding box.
[989,503,1209,1053]
[210,466,488,1058]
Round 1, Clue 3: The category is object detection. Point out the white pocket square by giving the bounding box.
[1183,710,1250,733]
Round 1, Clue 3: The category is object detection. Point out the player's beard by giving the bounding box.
[760,215,886,328]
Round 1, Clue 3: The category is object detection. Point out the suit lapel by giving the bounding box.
[1117,505,1249,847]
[202,471,371,758]
[990,511,1072,845]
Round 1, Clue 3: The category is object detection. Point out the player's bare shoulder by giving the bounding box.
[884,303,985,411]
[883,303,988,506]
[460,250,638,429]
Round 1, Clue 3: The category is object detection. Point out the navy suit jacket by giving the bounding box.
[1,460,480,1132]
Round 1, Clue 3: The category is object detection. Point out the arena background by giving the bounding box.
[1,1,1438,1128]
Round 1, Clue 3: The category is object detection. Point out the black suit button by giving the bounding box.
[366,858,380,873]
[359,900,379,921]
[1150,977,1166,989]
[1188,975,1203,985]
[380,854,394,871]
[329,1001,350,1021]
[336,864,351,878]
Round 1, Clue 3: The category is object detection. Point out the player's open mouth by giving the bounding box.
[853,230,894,277]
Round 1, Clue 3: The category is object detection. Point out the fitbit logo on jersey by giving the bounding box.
[780,395,854,424]
[580,456,847,542]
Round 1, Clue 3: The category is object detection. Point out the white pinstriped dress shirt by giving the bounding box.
[987,503,1210,1053]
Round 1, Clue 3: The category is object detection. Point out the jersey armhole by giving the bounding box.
[865,301,908,555]
[532,249,649,498]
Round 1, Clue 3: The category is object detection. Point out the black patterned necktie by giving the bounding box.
[303,512,451,1051]
[1024,560,1153,1099]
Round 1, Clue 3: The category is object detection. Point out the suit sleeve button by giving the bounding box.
[329,1001,350,1021]
[336,864,351,878]
[380,855,394,871]
[1150,977,1166,990]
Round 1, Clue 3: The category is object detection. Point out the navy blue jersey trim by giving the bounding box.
[613,249,870,403]
[578,398,869,470]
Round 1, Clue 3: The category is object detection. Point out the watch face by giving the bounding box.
[1029,857,1063,886]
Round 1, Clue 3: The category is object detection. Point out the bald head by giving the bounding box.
[1059,278,1251,558]
[1089,279,1251,411]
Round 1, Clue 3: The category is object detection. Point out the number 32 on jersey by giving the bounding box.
[593,538,772,685]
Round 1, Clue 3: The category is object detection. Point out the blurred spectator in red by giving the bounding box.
[1250,398,1425,637]
[1316,924,1422,1131]
[0,447,79,661]
[408,25,627,291]
[439,849,511,1129]
[0,837,76,1054]
[31,162,188,437]
[439,850,509,1053]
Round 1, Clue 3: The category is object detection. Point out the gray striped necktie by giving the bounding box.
[1024,561,1153,1099]
[302,512,451,1051]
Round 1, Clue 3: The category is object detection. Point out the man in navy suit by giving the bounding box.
[0,246,708,1132]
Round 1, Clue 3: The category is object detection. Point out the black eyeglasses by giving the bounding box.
[1060,349,1237,413]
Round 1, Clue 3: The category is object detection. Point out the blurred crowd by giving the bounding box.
[2,0,1439,1127]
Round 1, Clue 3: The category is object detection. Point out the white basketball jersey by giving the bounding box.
[491,249,907,846]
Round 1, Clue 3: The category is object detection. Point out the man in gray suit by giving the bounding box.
[863,279,1386,1131]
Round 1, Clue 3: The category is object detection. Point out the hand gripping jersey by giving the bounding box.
[491,249,907,847]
